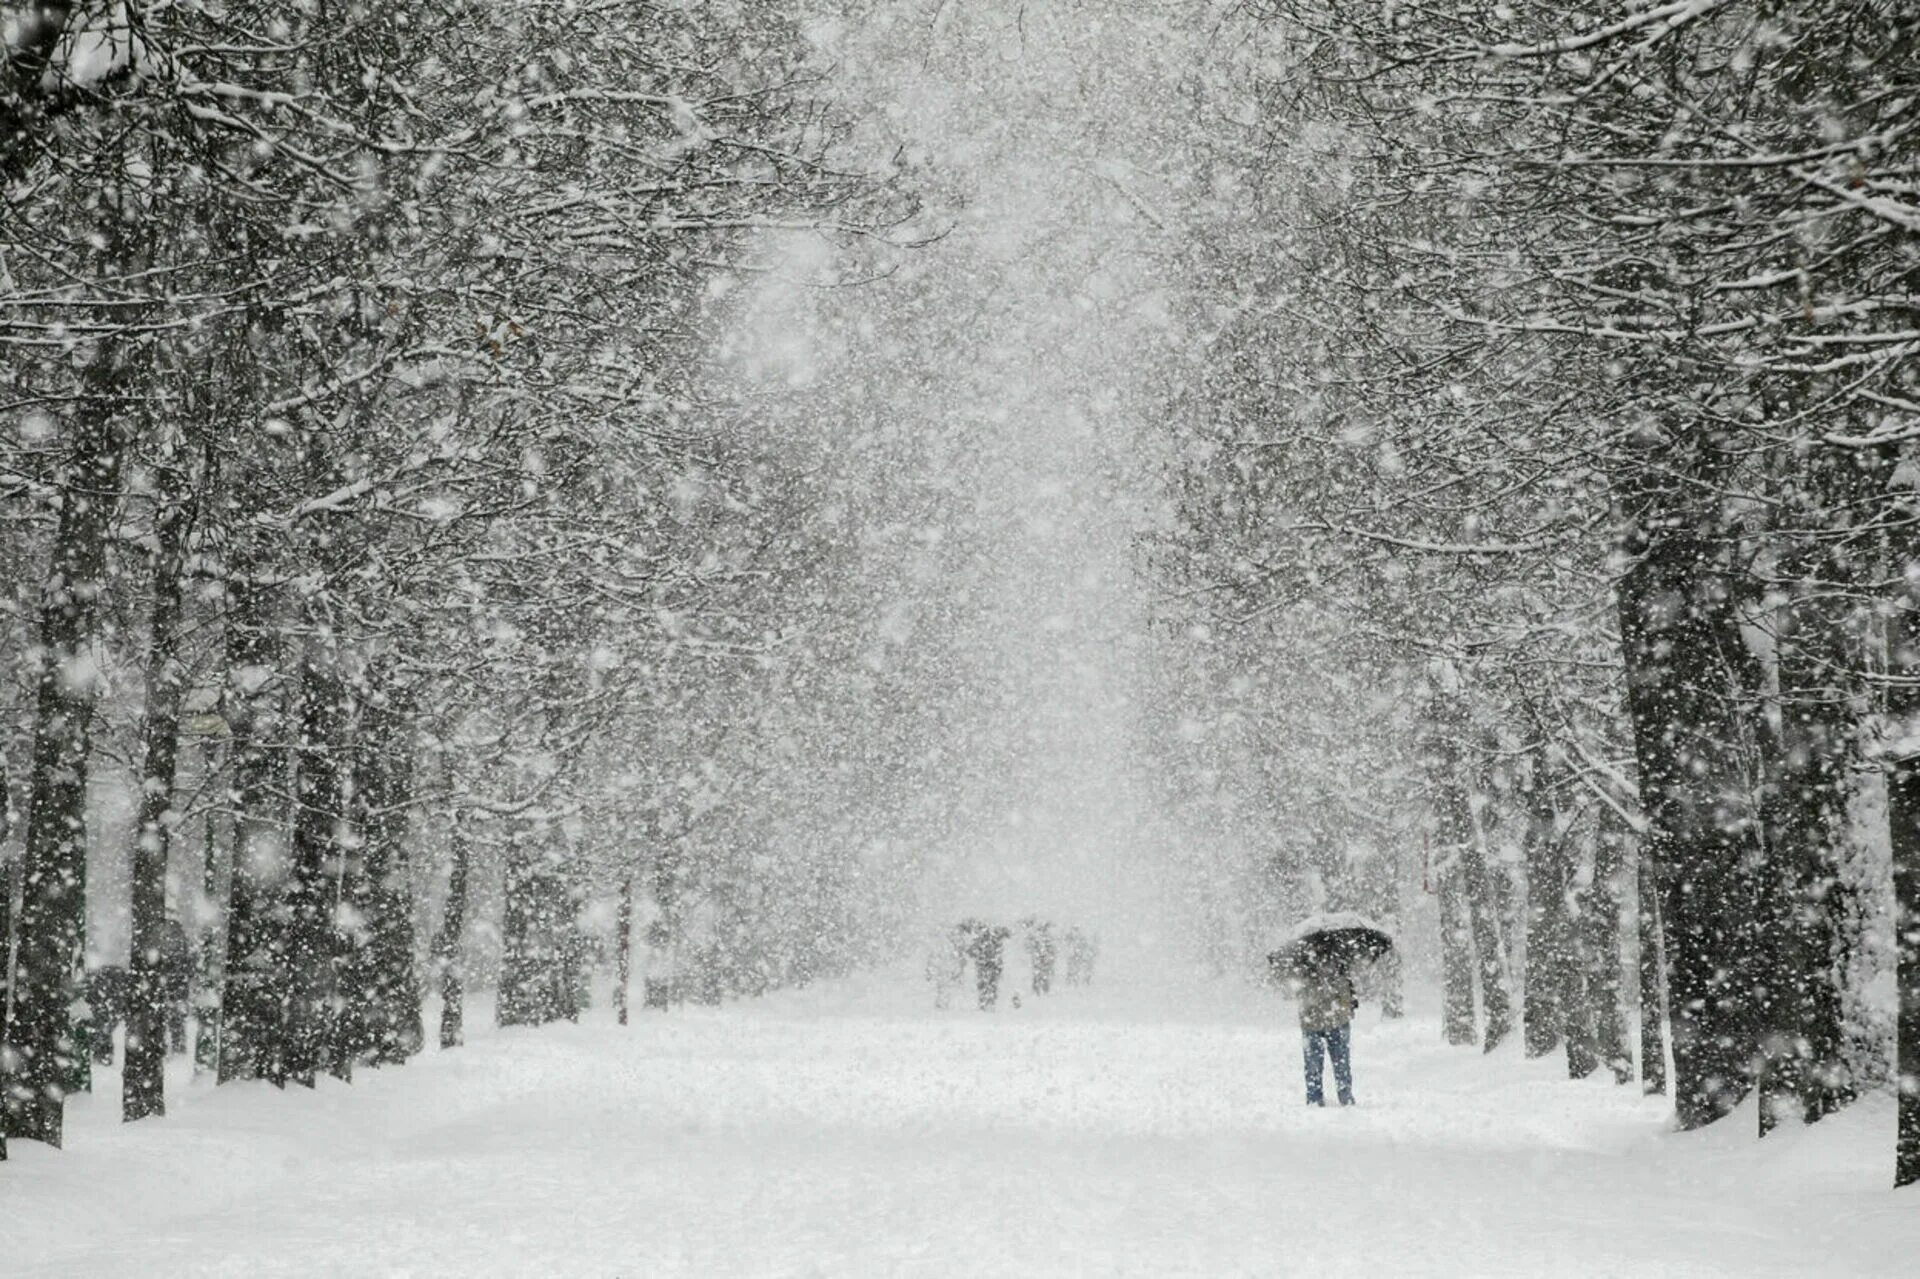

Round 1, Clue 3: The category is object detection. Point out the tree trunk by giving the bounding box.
[349,678,422,1067]
[1425,696,1509,1048]
[285,638,351,1087]
[0,1,81,180]
[193,770,226,1078]
[1891,730,1920,1187]
[498,834,574,1027]
[1887,536,1920,1187]
[1438,866,1477,1045]
[219,559,291,1086]
[1616,494,1764,1129]
[1,843,13,1161]
[1636,845,1669,1097]
[1522,762,1567,1059]
[436,808,471,1050]
[1562,951,1600,1079]
[123,451,196,1122]
[2,768,14,1160]
[1,392,122,1149]
[1757,554,1857,1134]
[615,875,634,1027]
[1458,819,1514,1053]
[1588,805,1634,1084]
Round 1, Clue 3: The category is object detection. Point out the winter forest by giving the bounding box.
[3,1,1920,1274]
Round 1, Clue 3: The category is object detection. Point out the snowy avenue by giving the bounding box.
[5,1,1920,1276]
[10,974,1915,1277]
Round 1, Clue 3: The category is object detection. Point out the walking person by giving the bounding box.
[1021,917,1057,995]
[1291,952,1357,1107]
[965,921,1009,1010]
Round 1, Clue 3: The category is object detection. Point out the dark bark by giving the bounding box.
[1521,753,1597,1077]
[435,808,471,1050]
[1562,947,1600,1080]
[498,834,581,1027]
[1616,468,1765,1129]
[123,453,196,1122]
[286,640,351,1087]
[615,875,634,1027]
[343,678,422,1068]
[218,560,290,1086]
[1587,805,1634,1084]
[1458,829,1514,1053]
[1892,735,1920,1187]
[1522,762,1567,1060]
[1437,866,1477,1045]
[0,2,78,179]
[1756,553,1858,1134]
[2,769,13,1160]
[192,782,225,1078]
[1,392,121,1149]
[1,845,13,1161]
[1636,846,1669,1097]
[1888,547,1920,1187]
[1424,696,1511,1048]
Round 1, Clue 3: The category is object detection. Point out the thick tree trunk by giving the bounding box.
[1891,745,1920,1188]
[1458,826,1514,1053]
[1522,764,1567,1060]
[349,680,422,1067]
[1616,502,1764,1129]
[285,639,351,1087]
[1636,846,1669,1097]
[123,455,195,1122]
[498,834,576,1027]
[436,809,471,1050]
[1521,754,1598,1077]
[219,562,291,1086]
[615,875,634,1027]
[1757,557,1857,1134]
[1437,865,1477,1045]
[192,757,227,1078]
[1587,805,1634,1084]
[1887,547,1920,1187]
[1425,696,1510,1048]
[498,837,538,1026]
[1562,947,1600,1079]
[0,1,80,180]
[1,395,121,1149]
[1,833,13,1161]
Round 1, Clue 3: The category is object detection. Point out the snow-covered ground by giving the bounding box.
[6,969,1916,1277]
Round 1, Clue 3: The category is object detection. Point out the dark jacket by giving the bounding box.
[1292,968,1355,1033]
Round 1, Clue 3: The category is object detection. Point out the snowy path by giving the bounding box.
[6,972,1915,1277]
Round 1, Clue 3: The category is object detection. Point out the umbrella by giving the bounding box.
[1267,911,1394,980]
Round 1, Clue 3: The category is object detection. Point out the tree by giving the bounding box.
[1,349,124,1147]
[122,428,198,1120]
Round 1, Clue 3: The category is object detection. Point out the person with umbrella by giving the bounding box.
[1270,914,1394,1108]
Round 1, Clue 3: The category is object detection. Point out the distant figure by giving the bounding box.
[926,925,967,1009]
[1289,953,1357,1107]
[963,920,1010,1010]
[1022,918,1057,995]
[1063,926,1098,987]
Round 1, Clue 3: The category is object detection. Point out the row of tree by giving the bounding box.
[1,0,907,1160]
[1146,0,1919,1186]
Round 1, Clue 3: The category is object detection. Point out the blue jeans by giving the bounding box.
[1303,1024,1353,1105]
